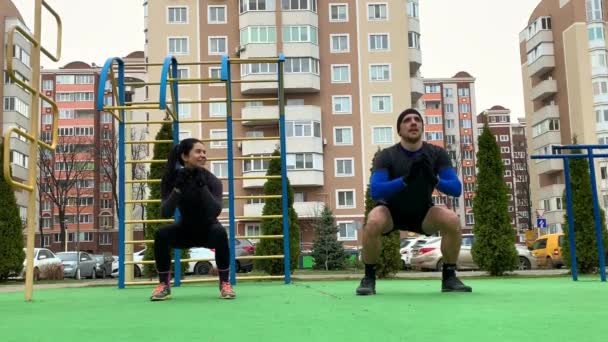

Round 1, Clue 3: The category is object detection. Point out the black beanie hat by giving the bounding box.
[396,108,423,131]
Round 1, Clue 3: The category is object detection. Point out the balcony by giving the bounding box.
[241,139,280,156]
[532,104,559,126]
[239,11,275,28]
[532,131,561,150]
[242,170,324,188]
[408,17,420,34]
[282,10,318,27]
[409,48,422,73]
[410,76,424,103]
[241,106,279,126]
[528,55,555,78]
[11,163,29,181]
[544,210,565,224]
[526,30,553,52]
[241,73,321,94]
[538,183,565,199]
[244,201,325,218]
[239,44,278,59]
[10,137,29,154]
[287,136,323,154]
[530,79,557,102]
[535,158,563,175]
[283,42,319,59]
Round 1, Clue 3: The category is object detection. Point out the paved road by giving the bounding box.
[0,269,573,293]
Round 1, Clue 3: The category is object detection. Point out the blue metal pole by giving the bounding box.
[563,159,578,281]
[168,58,182,287]
[586,148,607,281]
[277,54,290,284]
[222,56,237,285]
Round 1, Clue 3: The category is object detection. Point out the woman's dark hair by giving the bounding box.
[160,138,203,198]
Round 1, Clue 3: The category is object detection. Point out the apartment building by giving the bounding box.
[144,0,423,248]
[37,61,118,254]
[477,107,532,241]
[422,73,477,233]
[1,0,33,227]
[520,0,607,234]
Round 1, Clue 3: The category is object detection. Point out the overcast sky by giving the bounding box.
[13,0,541,121]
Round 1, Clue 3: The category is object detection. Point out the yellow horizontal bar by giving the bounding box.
[168,78,225,85]
[237,215,283,220]
[180,61,222,66]
[181,119,227,123]
[125,82,160,86]
[232,136,280,141]
[126,159,167,164]
[125,199,160,204]
[232,98,278,103]
[125,240,154,244]
[104,105,160,111]
[240,255,284,260]
[234,195,282,200]
[125,140,173,145]
[125,179,160,184]
[229,58,281,64]
[125,101,160,106]
[126,219,173,224]
[234,117,279,122]
[231,79,277,84]
[235,235,283,239]
[235,175,281,180]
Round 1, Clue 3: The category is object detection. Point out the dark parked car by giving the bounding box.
[94,254,114,278]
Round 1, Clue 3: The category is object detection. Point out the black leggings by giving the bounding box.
[154,221,230,273]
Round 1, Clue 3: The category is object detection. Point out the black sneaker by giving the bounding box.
[442,276,472,292]
[356,276,376,295]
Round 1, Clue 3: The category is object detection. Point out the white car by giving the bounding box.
[20,248,63,280]
[400,237,431,270]
[111,247,217,277]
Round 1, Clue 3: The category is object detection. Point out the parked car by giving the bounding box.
[94,254,114,278]
[56,252,97,279]
[18,248,63,281]
[400,236,431,270]
[411,234,538,271]
[234,239,255,273]
[531,233,564,269]
[188,247,217,275]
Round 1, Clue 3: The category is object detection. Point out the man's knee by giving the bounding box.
[439,210,461,234]
[364,206,392,235]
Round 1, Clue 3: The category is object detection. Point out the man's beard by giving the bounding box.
[403,132,422,144]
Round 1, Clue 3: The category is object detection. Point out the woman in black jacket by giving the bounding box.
[150,138,235,301]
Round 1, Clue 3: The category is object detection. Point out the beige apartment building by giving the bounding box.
[143,0,423,248]
[2,0,33,227]
[520,0,608,234]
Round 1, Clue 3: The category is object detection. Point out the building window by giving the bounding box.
[370,64,390,81]
[168,7,187,23]
[336,190,355,209]
[371,95,392,113]
[284,57,320,74]
[282,0,317,12]
[459,103,471,113]
[330,34,349,53]
[334,127,353,145]
[11,151,29,168]
[444,104,454,113]
[283,26,318,44]
[168,37,188,55]
[209,37,227,55]
[332,96,351,114]
[42,79,54,90]
[372,127,393,145]
[209,100,227,117]
[425,132,443,141]
[245,223,261,243]
[501,146,511,153]
[500,135,510,142]
[329,3,348,22]
[408,31,420,49]
[3,97,29,118]
[368,3,388,20]
[240,26,277,44]
[208,5,226,24]
[331,65,351,83]
[240,0,275,13]
[244,155,270,172]
[211,161,228,178]
[407,0,419,18]
[335,158,354,177]
[99,233,112,245]
[286,153,318,170]
[465,213,474,225]
[369,34,389,51]
[210,129,227,148]
[337,221,357,241]
[286,121,321,137]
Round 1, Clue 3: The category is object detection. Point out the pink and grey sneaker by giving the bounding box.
[219,282,236,299]
[150,283,171,301]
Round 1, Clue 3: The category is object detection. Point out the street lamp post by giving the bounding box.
[64,219,68,252]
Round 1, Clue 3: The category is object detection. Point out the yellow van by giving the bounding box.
[531,233,564,268]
